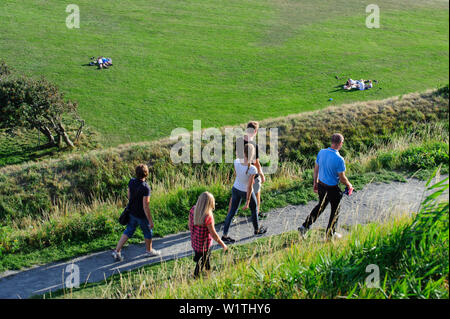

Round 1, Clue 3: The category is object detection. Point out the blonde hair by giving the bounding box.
[194,192,215,226]
[244,143,255,174]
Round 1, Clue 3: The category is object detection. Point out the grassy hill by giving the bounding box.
[0,89,447,271]
[0,0,448,146]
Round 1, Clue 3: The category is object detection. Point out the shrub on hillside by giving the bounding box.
[0,62,84,148]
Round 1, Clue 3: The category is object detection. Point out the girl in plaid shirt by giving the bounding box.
[189,192,227,277]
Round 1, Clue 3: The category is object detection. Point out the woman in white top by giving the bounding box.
[221,144,267,244]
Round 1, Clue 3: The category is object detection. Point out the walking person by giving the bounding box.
[189,192,228,277]
[222,144,267,244]
[298,133,353,240]
[232,121,266,217]
[112,164,161,261]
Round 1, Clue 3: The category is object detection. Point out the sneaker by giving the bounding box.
[221,236,236,244]
[298,225,308,238]
[332,232,343,240]
[325,232,343,241]
[145,248,161,257]
[112,250,123,262]
[254,226,267,236]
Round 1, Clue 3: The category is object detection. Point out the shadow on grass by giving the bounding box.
[0,143,60,167]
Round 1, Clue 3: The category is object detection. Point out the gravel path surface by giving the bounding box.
[0,176,447,299]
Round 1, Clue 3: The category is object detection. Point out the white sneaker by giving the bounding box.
[332,232,343,240]
[112,250,123,261]
[146,248,161,257]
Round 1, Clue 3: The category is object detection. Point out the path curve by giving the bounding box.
[0,176,447,299]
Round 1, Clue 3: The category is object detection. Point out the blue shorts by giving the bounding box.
[123,214,153,239]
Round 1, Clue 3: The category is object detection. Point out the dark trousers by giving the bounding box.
[223,187,259,236]
[303,182,343,237]
[193,249,211,277]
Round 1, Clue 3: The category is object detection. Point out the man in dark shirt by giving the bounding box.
[112,164,160,261]
[127,177,150,219]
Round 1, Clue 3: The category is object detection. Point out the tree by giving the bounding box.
[0,64,84,148]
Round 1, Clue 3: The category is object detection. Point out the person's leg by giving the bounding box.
[256,191,261,213]
[200,249,211,273]
[302,184,330,229]
[138,217,156,252]
[117,216,138,252]
[326,187,343,238]
[249,191,260,232]
[145,239,153,251]
[252,177,261,213]
[193,252,202,277]
[115,234,129,253]
[223,188,243,236]
[204,250,211,271]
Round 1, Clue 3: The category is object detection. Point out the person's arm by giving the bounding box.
[338,172,352,190]
[243,174,255,210]
[188,212,191,231]
[206,220,228,251]
[254,159,265,183]
[142,196,154,229]
[128,188,131,200]
[188,207,194,231]
[313,163,319,193]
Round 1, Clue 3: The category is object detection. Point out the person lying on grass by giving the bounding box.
[96,56,112,69]
[344,78,374,90]
[343,78,358,90]
[189,192,228,277]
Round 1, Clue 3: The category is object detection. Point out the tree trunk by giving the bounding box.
[75,119,85,142]
[55,133,62,148]
[38,126,56,145]
[57,122,75,148]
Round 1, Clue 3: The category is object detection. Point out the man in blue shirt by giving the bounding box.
[299,133,353,240]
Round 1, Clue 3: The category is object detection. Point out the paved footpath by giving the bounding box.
[0,176,447,299]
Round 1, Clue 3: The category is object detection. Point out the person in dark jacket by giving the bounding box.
[112,164,160,261]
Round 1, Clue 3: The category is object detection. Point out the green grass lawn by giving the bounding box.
[0,0,448,146]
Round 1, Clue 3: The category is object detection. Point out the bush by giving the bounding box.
[0,63,84,148]
[399,142,449,170]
